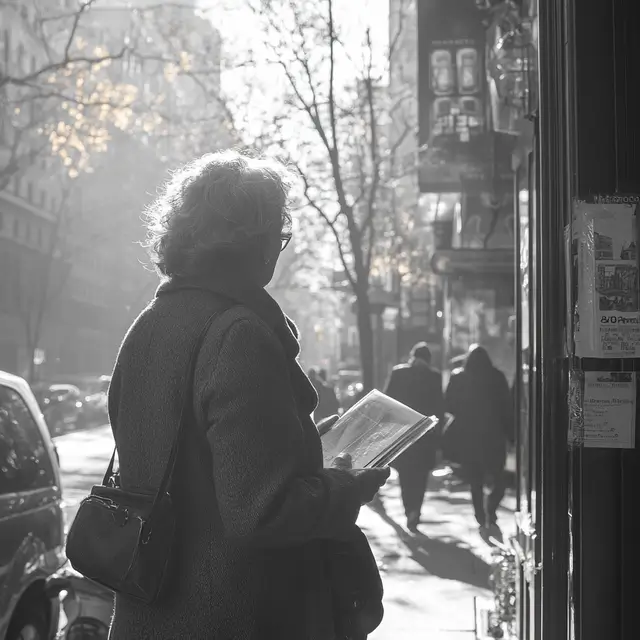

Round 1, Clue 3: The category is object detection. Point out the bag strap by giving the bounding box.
[102,306,231,500]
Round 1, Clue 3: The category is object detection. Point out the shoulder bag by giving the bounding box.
[65,310,224,605]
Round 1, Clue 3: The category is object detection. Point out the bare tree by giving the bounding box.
[0,0,138,186]
[13,182,74,383]
[0,0,236,188]
[238,0,415,390]
[0,2,244,381]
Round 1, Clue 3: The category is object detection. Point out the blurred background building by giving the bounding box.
[0,0,230,382]
[383,0,519,384]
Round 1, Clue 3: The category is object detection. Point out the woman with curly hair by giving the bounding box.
[107,150,389,640]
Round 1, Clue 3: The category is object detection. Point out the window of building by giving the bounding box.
[13,218,19,238]
[431,49,454,95]
[0,386,55,495]
[27,181,33,203]
[39,189,46,208]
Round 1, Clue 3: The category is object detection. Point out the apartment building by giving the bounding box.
[0,0,229,380]
[388,0,444,359]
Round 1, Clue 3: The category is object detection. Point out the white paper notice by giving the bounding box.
[574,201,640,358]
[583,372,636,448]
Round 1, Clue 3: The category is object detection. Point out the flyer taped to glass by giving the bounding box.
[573,201,640,358]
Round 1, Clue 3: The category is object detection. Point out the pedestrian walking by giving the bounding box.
[309,367,341,422]
[443,345,512,540]
[106,151,389,640]
[384,342,444,531]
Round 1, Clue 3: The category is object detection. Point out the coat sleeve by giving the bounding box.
[201,317,362,547]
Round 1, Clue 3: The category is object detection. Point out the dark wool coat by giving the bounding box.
[107,275,371,640]
[443,364,512,472]
[383,361,444,472]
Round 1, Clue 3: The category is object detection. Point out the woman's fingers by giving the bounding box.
[331,452,352,470]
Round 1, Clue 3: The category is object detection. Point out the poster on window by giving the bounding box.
[574,200,640,358]
[582,372,636,449]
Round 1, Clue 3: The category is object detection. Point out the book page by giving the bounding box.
[321,390,437,468]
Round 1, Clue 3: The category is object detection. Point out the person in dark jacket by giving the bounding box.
[444,345,512,538]
[107,150,389,640]
[384,342,444,531]
[309,367,341,422]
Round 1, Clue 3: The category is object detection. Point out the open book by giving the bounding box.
[321,389,439,469]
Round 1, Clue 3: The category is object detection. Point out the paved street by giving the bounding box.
[55,426,515,640]
[55,425,116,528]
[364,476,516,640]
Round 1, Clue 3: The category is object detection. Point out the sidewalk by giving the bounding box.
[56,428,515,639]
[357,470,516,640]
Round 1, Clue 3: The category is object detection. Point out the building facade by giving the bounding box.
[388,0,453,367]
[0,0,229,381]
[412,1,640,640]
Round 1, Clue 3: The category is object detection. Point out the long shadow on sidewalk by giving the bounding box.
[370,503,491,590]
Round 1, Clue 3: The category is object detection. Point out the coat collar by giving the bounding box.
[155,274,300,356]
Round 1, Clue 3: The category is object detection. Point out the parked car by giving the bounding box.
[0,370,67,640]
[31,385,83,436]
[78,392,108,427]
[76,377,110,427]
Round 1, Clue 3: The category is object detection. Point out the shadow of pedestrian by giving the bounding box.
[369,502,491,589]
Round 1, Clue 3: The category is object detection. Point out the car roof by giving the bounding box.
[49,384,80,392]
[0,370,33,396]
[0,370,63,482]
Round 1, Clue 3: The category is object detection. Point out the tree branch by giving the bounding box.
[292,160,357,291]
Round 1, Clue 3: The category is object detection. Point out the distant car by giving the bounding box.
[342,382,364,411]
[0,370,67,640]
[58,377,110,429]
[335,369,362,407]
[32,385,83,436]
[78,392,108,427]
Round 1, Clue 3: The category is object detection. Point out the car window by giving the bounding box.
[0,385,55,495]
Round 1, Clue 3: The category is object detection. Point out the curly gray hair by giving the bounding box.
[144,150,293,277]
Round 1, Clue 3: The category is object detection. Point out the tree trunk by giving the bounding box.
[354,288,375,392]
[26,339,37,384]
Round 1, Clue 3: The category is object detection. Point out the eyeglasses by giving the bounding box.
[280,232,292,252]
